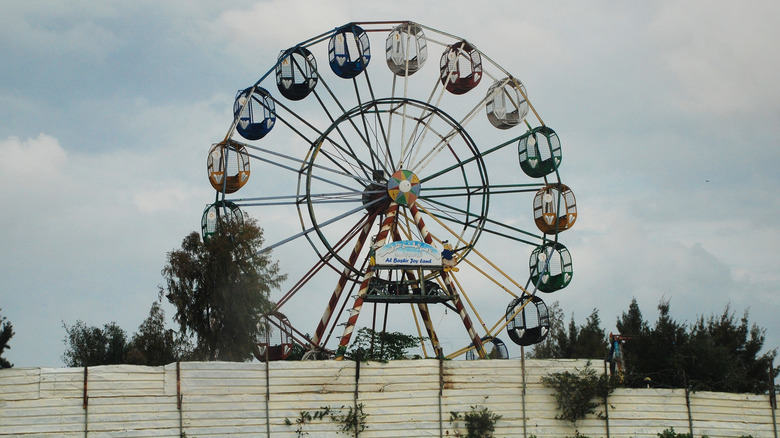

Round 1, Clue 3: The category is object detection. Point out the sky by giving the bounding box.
[1,1,779,368]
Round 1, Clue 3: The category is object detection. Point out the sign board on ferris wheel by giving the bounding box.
[374,240,442,269]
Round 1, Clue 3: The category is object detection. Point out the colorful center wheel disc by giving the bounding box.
[387,169,421,206]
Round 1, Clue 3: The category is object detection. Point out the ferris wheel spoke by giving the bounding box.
[313,145,376,186]
[418,195,540,245]
[255,148,372,188]
[483,183,546,195]
[342,99,394,176]
[228,194,304,207]
[400,101,449,172]
[478,222,542,245]
[405,96,490,177]
[241,143,372,188]
[361,73,398,170]
[268,96,325,144]
[412,117,481,174]
[409,200,482,248]
[307,197,384,237]
[416,201,535,300]
[316,68,396,174]
[316,111,397,182]
[277,211,377,315]
[256,226,316,256]
[307,192,375,206]
[257,196,380,257]
[423,183,544,199]
[364,101,396,171]
[309,82,379,182]
[418,134,529,187]
[348,78,378,172]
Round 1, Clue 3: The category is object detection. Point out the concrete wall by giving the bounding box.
[1,359,777,437]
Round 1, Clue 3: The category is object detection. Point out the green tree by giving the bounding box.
[679,306,776,393]
[347,327,422,361]
[614,299,690,388]
[574,309,608,358]
[62,321,128,367]
[1,309,14,368]
[125,301,185,366]
[613,299,777,393]
[616,298,649,337]
[532,308,607,359]
[161,217,286,361]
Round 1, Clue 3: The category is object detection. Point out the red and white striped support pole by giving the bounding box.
[410,203,432,245]
[311,216,375,349]
[335,202,399,360]
[410,203,487,359]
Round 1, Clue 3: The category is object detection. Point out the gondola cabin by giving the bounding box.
[533,184,577,234]
[505,295,550,346]
[207,141,250,194]
[486,78,529,129]
[439,41,482,95]
[234,87,276,141]
[519,126,563,178]
[254,312,294,362]
[276,46,318,101]
[529,242,573,292]
[201,201,244,243]
[466,337,509,360]
[386,22,427,76]
[329,24,371,79]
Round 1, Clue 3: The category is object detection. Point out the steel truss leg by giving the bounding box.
[312,215,376,349]
[335,203,399,360]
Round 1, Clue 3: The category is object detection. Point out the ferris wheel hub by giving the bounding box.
[387,169,421,206]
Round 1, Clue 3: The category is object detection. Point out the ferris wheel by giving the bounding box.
[202,21,577,360]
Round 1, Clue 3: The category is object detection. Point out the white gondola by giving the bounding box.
[486,77,529,129]
[386,22,427,76]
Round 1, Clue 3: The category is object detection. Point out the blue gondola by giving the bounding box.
[329,24,371,79]
[233,87,276,141]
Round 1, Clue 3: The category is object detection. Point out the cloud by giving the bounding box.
[0,4,120,60]
[0,134,68,183]
[134,187,204,214]
[648,1,780,116]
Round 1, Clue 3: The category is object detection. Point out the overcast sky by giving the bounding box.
[2,1,779,368]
